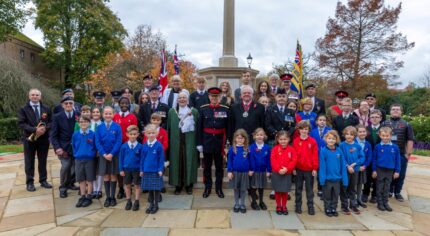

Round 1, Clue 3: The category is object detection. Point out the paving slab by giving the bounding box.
[158,194,193,209]
[9,184,52,199]
[101,227,169,236]
[3,194,53,217]
[142,210,197,228]
[54,194,102,216]
[352,211,408,230]
[192,194,234,209]
[0,173,16,180]
[230,210,273,229]
[392,231,425,236]
[37,226,81,236]
[374,211,413,229]
[0,210,55,232]
[75,227,101,236]
[410,196,430,214]
[298,230,353,236]
[270,211,304,230]
[169,229,298,236]
[101,209,147,228]
[411,211,430,235]
[298,212,365,230]
[195,209,230,228]
[351,230,395,236]
[0,223,56,236]
[56,210,97,225]
[63,208,114,227]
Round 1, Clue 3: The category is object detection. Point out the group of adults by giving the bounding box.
[18,70,414,202]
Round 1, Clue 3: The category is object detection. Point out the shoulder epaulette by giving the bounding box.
[200,104,210,108]
[220,104,229,109]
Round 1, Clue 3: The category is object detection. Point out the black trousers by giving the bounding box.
[59,155,76,191]
[323,180,341,211]
[203,152,223,190]
[340,172,359,208]
[363,165,376,197]
[23,139,49,185]
[295,169,314,208]
[377,168,393,205]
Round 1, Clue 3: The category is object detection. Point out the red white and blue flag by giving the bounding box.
[159,48,168,95]
[174,45,180,75]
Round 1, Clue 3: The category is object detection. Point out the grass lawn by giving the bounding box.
[413,149,430,157]
[0,144,23,154]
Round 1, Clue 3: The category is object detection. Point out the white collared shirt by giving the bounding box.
[256,142,264,150]
[128,140,138,149]
[372,124,380,129]
[30,102,41,117]
[277,105,285,112]
[147,139,157,147]
[120,111,130,117]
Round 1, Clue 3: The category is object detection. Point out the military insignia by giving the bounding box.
[288,152,291,158]
[391,148,395,153]
[299,141,302,146]
[243,111,249,118]
[112,130,116,134]
[284,115,294,122]
[153,150,157,154]
[308,143,312,149]
[135,149,140,155]
[264,151,268,156]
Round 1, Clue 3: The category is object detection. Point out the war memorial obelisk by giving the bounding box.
[198,0,259,90]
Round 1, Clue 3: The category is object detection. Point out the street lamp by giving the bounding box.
[247,53,253,68]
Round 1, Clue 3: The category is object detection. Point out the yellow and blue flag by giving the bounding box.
[290,41,303,99]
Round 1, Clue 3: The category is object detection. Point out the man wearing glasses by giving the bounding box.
[365,93,386,122]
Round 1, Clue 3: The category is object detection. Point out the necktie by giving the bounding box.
[121,113,125,118]
[83,132,87,135]
[152,103,156,111]
[280,107,283,113]
[319,128,323,138]
[33,105,40,120]
[106,122,110,129]
[131,144,134,149]
[67,112,71,119]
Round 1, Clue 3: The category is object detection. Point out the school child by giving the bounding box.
[140,124,165,214]
[363,109,383,204]
[333,98,359,141]
[339,126,365,214]
[95,106,122,207]
[319,130,348,217]
[271,131,297,215]
[118,125,142,211]
[113,96,138,200]
[310,114,332,197]
[90,107,103,199]
[293,120,319,215]
[72,116,97,208]
[298,98,317,130]
[228,129,254,213]
[372,127,401,212]
[249,128,271,210]
[74,105,91,131]
[355,124,373,208]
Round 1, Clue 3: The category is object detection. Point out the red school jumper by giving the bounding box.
[271,144,297,208]
[113,113,138,143]
[292,136,319,172]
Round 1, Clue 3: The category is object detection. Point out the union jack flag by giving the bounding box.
[174,45,180,75]
[159,48,168,95]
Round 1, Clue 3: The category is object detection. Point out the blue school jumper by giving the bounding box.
[141,140,165,190]
[227,146,253,172]
[310,126,332,150]
[339,141,365,172]
[355,138,372,167]
[72,129,97,160]
[319,146,348,187]
[249,143,271,173]
[372,142,401,173]
[119,142,143,172]
[298,111,317,129]
[95,121,122,157]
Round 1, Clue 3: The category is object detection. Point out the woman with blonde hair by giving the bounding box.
[219,81,235,106]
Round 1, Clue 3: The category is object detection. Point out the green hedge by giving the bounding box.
[0,118,20,144]
[402,115,430,143]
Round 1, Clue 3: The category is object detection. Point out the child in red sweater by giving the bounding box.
[271,130,297,215]
[113,97,138,199]
[293,120,319,215]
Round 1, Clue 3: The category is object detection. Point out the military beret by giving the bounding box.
[143,74,153,80]
[149,86,160,92]
[305,83,316,90]
[276,88,286,95]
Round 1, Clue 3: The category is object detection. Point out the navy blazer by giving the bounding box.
[17,102,52,141]
[312,97,326,115]
[50,111,79,154]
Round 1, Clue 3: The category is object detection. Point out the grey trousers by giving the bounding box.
[376,168,393,205]
[340,172,359,208]
[59,156,75,191]
[295,169,315,208]
[323,180,341,210]
[356,170,367,202]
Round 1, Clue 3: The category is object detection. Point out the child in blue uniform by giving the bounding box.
[140,124,165,214]
[355,124,372,208]
[119,125,142,211]
[72,116,97,208]
[249,128,271,210]
[95,106,122,207]
[372,127,400,212]
[298,98,317,129]
[90,107,103,199]
[319,130,348,217]
[228,129,253,214]
[339,126,365,215]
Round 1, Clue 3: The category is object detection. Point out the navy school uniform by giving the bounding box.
[249,143,271,189]
[95,121,122,175]
[227,146,253,191]
[72,129,97,182]
[140,140,165,190]
[319,146,349,212]
[310,126,332,150]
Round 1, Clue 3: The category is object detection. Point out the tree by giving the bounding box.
[0,0,31,42]
[270,52,319,80]
[315,0,414,84]
[33,0,127,88]
[419,67,430,88]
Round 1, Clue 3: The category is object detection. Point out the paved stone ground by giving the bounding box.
[0,151,429,235]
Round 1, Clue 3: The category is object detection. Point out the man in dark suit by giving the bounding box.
[137,86,169,131]
[230,85,265,142]
[134,74,154,104]
[265,88,297,142]
[268,74,281,94]
[53,88,82,114]
[234,71,252,103]
[332,97,359,140]
[18,89,53,192]
[50,96,80,198]
[189,76,209,110]
[365,93,386,122]
[305,84,326,115]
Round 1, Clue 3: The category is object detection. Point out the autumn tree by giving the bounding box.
[0,0,31,42]
[270,52,319,81]
[33,0,127,88]
[315,0,414,85]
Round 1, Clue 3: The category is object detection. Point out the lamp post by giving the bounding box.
[247,53,253,68]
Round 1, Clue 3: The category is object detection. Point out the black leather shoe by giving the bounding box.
[276,207,282,215]
[104,197,111,207]
[259,201,267,210]
[239,206,247,213]
[60,190,68,198]
[361,194,369,203]
[377,204,386,211]
[395,194,405,202]
[146,203,154,214]
[283,207,289,215]
[358,201,367,208]
[251,201,260,210]
[27,183,36,192]
[81,197,92,207]
[40,181,52,189]
[295,206,302,214]
[216,189,224,198]
[161,187,166,193]
[325,209,333,217]
[174,186,182,195]
[233,205,240,213]
[117,188,125,199]
[369,196,377,204]
[269,192,275,200]
[110,198,117,206]
[331,209,339,217]
[132,200,140,211]
[351,206,360,214]
[203,188,211,198]
[76,196,85,207]
[158,194,162,202]
[68,184,79,191]
[97,191,103,199]
[384,204,393,212]
[125,199,132,210]
[308,207,315,215]
[150,204,159,214]
[185,186,193,195]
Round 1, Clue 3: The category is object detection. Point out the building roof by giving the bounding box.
[12,32,44,50]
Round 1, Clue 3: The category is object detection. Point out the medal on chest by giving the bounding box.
[243,111,248,118]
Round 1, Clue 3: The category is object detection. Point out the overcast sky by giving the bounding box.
[23,0,430,87]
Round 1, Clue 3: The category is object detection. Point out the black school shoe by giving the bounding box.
[325,209,333,217]
[295,206,302,214]
[150,204,159,214]
[40,181,52,189]
[369,196,377,204]
[239,205,246,214]
[341,207,351,215]
[351,206,360,214]
[76,196,85,207]
[251,201,260,210]
[110,198,117,207]
[331,209,339,217]
[308,207,315,215]
[283,207,289,215]
[269,192,275,200]
[357,201,367,208]
[117,188,125,199]
[233,205,240,213]
[384,203,393,212]
[125,199,132,210]
[97,191,103,199]
[132,200,140,211]
[27,183,36,192]
[259,201,267,210]
[104,197,111,207]
[276,207,282,215]
[146,203,154,214]
[81,197,93,207]
[395,194,405,202]
[377,204,386,211]
[361,194,369,203]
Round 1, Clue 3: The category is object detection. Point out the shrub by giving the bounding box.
[408,115,430,143]
[0,117,20,144]
[0,57,59,118]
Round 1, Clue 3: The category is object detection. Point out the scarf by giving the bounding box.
[178,106,194,133]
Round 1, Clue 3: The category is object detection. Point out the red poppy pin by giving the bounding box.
[86,138,93,143]
[255,148,261,152]
[41,113,47,120]
[75,115,79,122]
[349,148,354,153]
